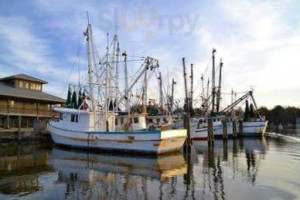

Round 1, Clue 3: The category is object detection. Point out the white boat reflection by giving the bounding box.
[50,148,187,183]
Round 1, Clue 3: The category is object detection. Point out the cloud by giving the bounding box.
[0,0,300,108]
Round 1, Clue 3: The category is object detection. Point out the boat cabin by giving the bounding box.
[53,108,116,132]
[115,114,147,131]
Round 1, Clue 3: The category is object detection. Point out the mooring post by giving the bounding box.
[238,120,243,136]
[223,140,228,161]
[6,115,10,129]
[222,118,228,140]
[183,113,191,153]
[207,117,214,143]
[18,115,21,142]
[208,140,215,168]
[232,120,237,138]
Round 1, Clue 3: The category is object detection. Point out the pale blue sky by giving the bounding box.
[0,0,300,108]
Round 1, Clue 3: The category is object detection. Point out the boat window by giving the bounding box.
[71,114,78,123]
[134,117,139,123]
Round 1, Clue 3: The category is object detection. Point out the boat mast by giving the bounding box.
[115,41,120,112]
[231,89,234,118]
[216,58,223,113]
[190,64,194,113]
[201,74,205,105]
[182,58,189,111]
[211,48,216,115]
[158,72,163,113]
[122,51,129,114]
[85,23,95,111]
[171,78,176,112]
[111,34,118,112]
[142,58,149,113]
[105,33,110,119]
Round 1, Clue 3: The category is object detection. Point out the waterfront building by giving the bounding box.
[0,73,64,129]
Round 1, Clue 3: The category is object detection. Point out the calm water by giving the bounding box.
[0,134,300,200]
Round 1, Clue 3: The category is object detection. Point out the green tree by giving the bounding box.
[71,90,77,109]
[78,89,83,109]
[249,103,255,118]
[66,87,72,108]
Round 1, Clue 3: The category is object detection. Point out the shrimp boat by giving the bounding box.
[190,49,268,140]
[49,23,187,154]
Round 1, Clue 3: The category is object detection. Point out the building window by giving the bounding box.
[120,117,124,125]
[30,83,35,90]
[36,85,41,91]
[9,100,14,107]
[47,104,51,110]
[134,117,139,123]
[71,114,78,123]
[25,82,29,89]
[115,119,118,125]
[19,81,23,88]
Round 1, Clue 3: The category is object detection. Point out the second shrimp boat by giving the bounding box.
[190,49,268,140]
[49,23,187,154]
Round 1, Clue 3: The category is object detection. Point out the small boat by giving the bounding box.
[49,22,186,154]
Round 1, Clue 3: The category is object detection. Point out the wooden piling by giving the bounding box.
[223,140,228,161]
[207,117,214,143]
[222,119,228,140]
[183,113,191,152]
[232,120,237,138]
[238,120,243,136]
[18,115,21,142]
[6,115,10,129]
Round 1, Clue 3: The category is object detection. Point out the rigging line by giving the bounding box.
[59,38,85,98]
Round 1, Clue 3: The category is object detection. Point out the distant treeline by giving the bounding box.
[258,106,300,126]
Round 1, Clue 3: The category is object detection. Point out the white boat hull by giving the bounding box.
[49,124,187,154]
[191,121,268,140]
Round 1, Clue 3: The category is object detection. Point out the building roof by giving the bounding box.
[0,82,65,103]
[0,73,48,84]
